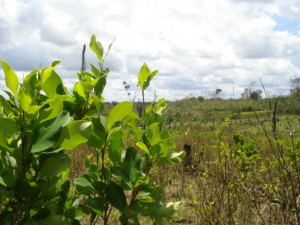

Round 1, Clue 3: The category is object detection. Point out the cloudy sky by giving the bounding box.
[1,0,300,101]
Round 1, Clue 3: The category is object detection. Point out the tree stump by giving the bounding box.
[183,144,192,168]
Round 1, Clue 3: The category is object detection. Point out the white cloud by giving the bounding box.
[0,0,300,101]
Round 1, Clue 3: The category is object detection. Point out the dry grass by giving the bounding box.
[69,98,300,224]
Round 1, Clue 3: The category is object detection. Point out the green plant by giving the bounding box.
[0,34,184,225]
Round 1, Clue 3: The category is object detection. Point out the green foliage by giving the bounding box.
[138,63,158,91]
[0,34,183,225]
[241,88,262,100]
[232,132,258,166]
[290,77,300,97]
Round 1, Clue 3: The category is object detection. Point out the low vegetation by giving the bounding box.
[160,96,300,224]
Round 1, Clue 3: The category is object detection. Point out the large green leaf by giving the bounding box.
[0,95,13,115]
[85,197,103,216]
[23,68,40,99]
[136,142,149,155]
[110,166,131,189]
[74,176,95,196]
[155,98,167,115]
[0,118,19,152]
[0,118,19,136]
[87,116,106,148]
[91,94,104,113]
[90,34,104,62]
[73,82,86,101]
[106,182,127,211]
[33,215,71,225]
[41,69,65,96]
[93,76,106,97]
[147,123,162,146]
[40,67,53,85]
[56,120,92,150]
[137,63,158,91]
[108,128,124,164]
[17,88,32,112]
[1,150,18,187]
[107,101,133,130]
[51,60,61,67]
[90,63,101,78]
[39,152,71,178]
[37,95,67,124]
[124,147,143,182]
[31,111,71,153]
[0,60,19,96]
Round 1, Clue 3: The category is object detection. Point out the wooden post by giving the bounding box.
[183,144,192,168]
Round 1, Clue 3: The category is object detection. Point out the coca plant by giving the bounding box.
[0,34,184,225]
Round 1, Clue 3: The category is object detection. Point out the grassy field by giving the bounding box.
[70,97,300,224]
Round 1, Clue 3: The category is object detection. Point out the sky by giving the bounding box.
[0,0,300,102]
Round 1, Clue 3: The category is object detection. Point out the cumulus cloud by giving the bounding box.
[0,0,300,101]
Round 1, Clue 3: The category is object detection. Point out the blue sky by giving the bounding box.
[0,0,300,101]
[273,14,299,33]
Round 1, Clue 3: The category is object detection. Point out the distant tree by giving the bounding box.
[250,89,262,99]
[197,96,205,101]
[241,88,251,99]
[210,88,222,99]
[241,88,262,100]
[290,77,300,97]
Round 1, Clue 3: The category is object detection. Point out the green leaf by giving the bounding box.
[147,123,162,146]
[153,201,182,223]
[90,64,101,78]
[124,147,143,182]
[0,60,19,96]
[167,151,185,164]
[38,95,69,123]
[0,118,18,152]
[110,166,131,188]
[136,142,149,155]
[0,211,13,225]
[33,215,70,225]
[39,152,71,179]
[56,120,92,150]
[17,88,32,112]
[23,68,39,99]
[90,34,104,62]
[41,69,65,96]
[51,60,61,67]
[73,81,86,101]
[91,95,104,113]
[31,111,71,153]
[85,197,103,216]
[138,63,158,91]
[74,176,95,196]
[0,117,19,135]
[106,182,127,211]
[107,39,115,56]
[40,67,53,85]
[93,76,107,97]
[87,116,106,148]
[108,128,124,164]
[0,95,14,115]
[107,101,133,130]
[1,150,18,187]
[155,98,167,115]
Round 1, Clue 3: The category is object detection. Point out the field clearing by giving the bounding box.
[69,97,300,224]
